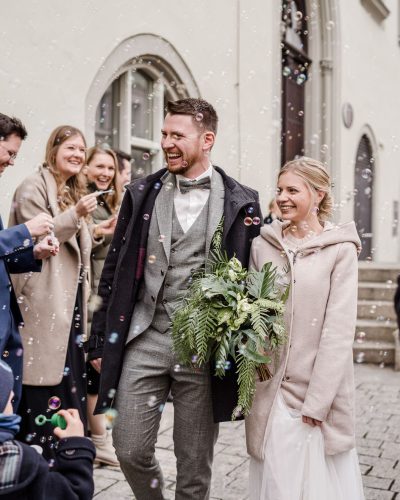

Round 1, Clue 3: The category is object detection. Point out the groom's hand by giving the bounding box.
[90,358,102,373]
[302,415,322,427]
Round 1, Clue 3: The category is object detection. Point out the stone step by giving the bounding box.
[358,263,400,283]
[357,300,396,321]
[355,319,397,343]
[358,282,397,301]
[353,340,394,365]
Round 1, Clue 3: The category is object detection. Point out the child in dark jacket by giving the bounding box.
[0,360,95,499]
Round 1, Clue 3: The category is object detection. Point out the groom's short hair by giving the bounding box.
[166,98,218,135]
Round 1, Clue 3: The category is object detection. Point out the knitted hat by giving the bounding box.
[0,360,14,413]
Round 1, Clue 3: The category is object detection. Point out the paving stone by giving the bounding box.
[94,364,400,498]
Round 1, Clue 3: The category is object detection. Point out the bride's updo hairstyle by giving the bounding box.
[279,157,334,221]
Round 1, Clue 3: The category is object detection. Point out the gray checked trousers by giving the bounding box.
[112,327,219,499]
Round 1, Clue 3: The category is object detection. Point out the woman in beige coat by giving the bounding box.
[9,125,106,459]
[247,158,365,500]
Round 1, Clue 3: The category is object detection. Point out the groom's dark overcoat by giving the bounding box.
[88,166,262,421]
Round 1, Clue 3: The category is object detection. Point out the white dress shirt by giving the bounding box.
[174,164,213,233]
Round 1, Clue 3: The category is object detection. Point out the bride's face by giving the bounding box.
[275,171,315,223]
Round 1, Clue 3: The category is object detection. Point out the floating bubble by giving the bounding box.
[224,360,232,371]
[148,255,156,264]
[40,436,47,444]
[181,160,188,168]
[136,168,145,176]
[247,206,254,214]
[298,110,304,117]
[361,168,372,180]
[158,234,165,242]
[173,364,181,373]
[165,181,174,191]
[119,315,125,322]
[355,352,365,364]
[48,459,55,468]
[311,318,317,327]
[147,395,157,407]
[326,20,335,30]
[253,217,261,225]
[158,404,165,413]
[295,11,303,21]
[364,187,372,196]
[108,388,116,398]
[23,239,30,247]
[16,348,23,357]
[142,152,150,161]
[195,113,204,122]
[25,434,35,443]
[244,217,253,226]
[143,214,150,221]
[379,361,385,369]
[71,386,77,394]
[191,354,199,363]
[17,296,24,304]
[356,331,366,343]
[296,74,307,85]
[150,478,159,489]
[109,332,119,343]
[104,408,118,429]
[154,182,161,190]
[282,66,291,77]
[138,183,145,191]
[48,396,61,410]
[2,350,9,358]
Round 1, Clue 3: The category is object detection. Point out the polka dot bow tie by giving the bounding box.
[178,177,211,194]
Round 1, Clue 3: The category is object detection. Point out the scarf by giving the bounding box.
[0,414,21,443]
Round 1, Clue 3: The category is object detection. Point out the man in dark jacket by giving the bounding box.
[0,113,58,410]
[88,98,262,499]
[0,360,95,499]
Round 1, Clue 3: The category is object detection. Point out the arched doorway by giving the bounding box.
[354,135,374,260]
[281,0,311,165]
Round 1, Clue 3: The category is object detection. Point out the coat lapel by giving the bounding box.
[155,172,175,262]
[205,168,225,259]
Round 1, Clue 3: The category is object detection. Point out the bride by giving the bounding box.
[246,157,365,500]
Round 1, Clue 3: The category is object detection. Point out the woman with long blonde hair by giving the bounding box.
[247,157,365,499]
[9,125,112,458]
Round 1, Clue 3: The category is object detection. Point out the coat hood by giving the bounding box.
[260,219,362,256]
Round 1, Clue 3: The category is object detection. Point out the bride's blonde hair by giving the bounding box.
[279,157,334,221]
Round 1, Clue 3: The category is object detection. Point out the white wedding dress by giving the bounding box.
[249,391,365,500]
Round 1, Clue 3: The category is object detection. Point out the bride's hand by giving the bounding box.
[302,415,322,427]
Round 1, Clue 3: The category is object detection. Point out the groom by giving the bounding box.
[88,98,262,499]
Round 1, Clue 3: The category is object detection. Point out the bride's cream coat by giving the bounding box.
[245,220,361,459]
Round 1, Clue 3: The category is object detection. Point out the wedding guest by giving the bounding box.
[0,113,59,410]
[247,157,365,499]
[8,125,102,459]
[83,145,119,466]
[88,98,262,499]
[263,198,281,224]
[114,149,132,194]
[0,360,95,499]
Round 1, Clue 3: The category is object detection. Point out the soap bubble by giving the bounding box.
[296,74,307,85]
[147,395,157,407]
[104,408,118,429]
[173,364,181,372]
[326,20,335,30]
[244,217,253,226]
[361,168,372,180]
[282,66,291,77]
[355,352,365,364]
[109,332,119,343]
[150,478,159,489]
[158,234,165,242]
[142,152,150,160]
[195,113,204,122]
[23,239,30,247]
[356,331,366,343]
[294,11,303,21]
[148,255,156,264]
[2,351,9,358]
[143,214,150,221]
[247,206,254,214]
[48,396,61,410]
[253,217,261,225]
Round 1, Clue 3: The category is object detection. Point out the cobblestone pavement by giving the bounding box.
[94,363,400,499]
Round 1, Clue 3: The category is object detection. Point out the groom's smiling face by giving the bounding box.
[161,113,207,177]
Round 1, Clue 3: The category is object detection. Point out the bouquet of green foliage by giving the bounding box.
[171,228,288,419]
